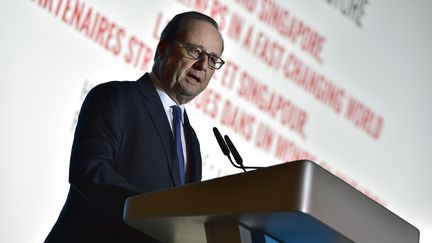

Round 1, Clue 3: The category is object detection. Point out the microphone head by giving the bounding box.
[224,135,243,165]
[213,127,230,156]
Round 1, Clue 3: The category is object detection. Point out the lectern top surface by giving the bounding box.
[124,160,419,243]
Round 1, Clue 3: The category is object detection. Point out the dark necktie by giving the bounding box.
[171,105,185,185]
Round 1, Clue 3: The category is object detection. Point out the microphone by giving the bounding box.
[223,135,263,170]
[212,127,243,170]
[224,135,245,170]
[213,127,263,171]
[212,127,230,156]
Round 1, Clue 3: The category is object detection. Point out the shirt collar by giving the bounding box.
[149,72,185,123]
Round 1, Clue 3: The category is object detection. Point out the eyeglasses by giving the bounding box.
[170,41,225,70]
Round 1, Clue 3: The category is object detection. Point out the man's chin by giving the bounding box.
[173,88,197,104]
[180,82,202,94]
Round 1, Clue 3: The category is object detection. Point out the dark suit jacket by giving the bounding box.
[45,73,202,243]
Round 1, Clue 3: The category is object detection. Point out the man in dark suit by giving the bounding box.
[45,11,225,242]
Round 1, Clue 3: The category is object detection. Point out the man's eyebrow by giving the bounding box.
[187,42,220,57]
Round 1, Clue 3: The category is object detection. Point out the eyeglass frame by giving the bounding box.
[168,40,225,70]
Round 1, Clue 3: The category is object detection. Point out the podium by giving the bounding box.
[123,160,419,243]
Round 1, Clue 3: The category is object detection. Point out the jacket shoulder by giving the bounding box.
[89,80,137,94]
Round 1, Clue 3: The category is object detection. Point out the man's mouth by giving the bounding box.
[186,73,202,83]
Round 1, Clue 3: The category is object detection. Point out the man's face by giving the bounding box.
[156,20,223,104]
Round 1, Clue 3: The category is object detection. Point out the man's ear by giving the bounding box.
[156,40,169,59]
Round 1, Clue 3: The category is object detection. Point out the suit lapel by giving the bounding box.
[184,111,202,183]
[136,73,181,186]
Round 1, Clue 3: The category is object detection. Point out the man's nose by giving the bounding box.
[193,54,208,71]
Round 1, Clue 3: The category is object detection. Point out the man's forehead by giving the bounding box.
[178,20,219,37]
[176,21,223,54]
